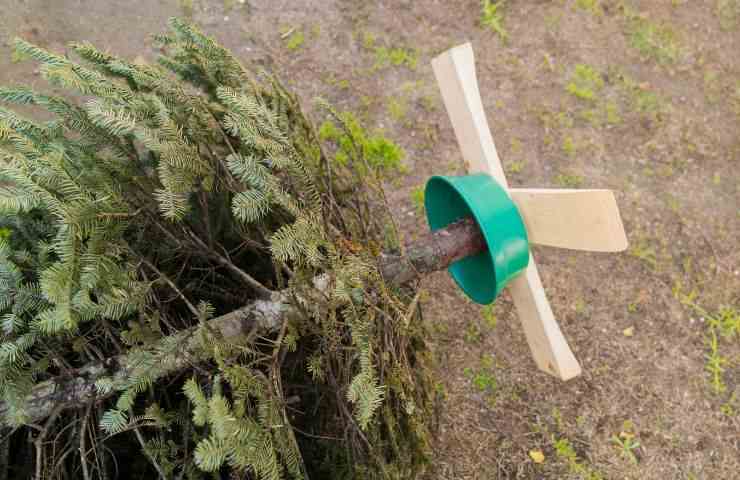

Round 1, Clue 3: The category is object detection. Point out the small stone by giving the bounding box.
[224,16,230,21]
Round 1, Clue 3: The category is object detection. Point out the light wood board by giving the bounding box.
[432,42,584,380]
[509,189,628,252]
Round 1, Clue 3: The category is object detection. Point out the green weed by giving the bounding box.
[360,32,418,71]
[628,238,658,270]
[704,306,739,394]
[562,136,577,156]
[481,0,508,41]
[624,9,681,64]
[717,0,740,30]
[545,11,563,32]
[362,31,377,49]
[179,0,194,17]
[611,433,641,464]
[566,64,605,102]
[721,392,738,417]
[387,97,408,122]
[482,304,497,329]
[703,70,722,104]
[552,437,604,480]
[681,301,738,396]
[510,137,522,154]
[576,0,600,13]
[464,322,483,344]
[555,172,584,187]
[374,46,418,70]
[506,160,525,174]
[318,112,406,176]
[706,328,728,394]
[284,30,305,51]
[464,354,498,394]
[605,101,622,124]
[410,185,425,214]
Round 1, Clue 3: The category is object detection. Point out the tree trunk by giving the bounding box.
[0,217,485,426]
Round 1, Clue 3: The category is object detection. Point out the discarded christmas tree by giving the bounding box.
[0,18,490,479]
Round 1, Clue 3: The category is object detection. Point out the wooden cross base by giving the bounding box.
[432,43,627,381]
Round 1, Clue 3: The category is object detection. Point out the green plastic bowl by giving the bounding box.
[424,174,529,304]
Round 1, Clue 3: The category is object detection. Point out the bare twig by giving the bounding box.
[79,403,93,480]
[130,416,167,480]
[34,405,63,480]
[141,259,200,318]
[188,231,274,298]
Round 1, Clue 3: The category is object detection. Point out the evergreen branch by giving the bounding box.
[0,217,485,426]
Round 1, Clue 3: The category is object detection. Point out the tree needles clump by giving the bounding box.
[0,18,434,479]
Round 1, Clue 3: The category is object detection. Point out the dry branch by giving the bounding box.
[1,218,485,426]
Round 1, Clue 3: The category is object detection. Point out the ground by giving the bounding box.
[1,0,739,478]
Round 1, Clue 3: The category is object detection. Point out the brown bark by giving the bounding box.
[0,217,485,426]
[378,217,486,285]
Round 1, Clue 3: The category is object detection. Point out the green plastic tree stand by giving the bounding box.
[424,173,530,304]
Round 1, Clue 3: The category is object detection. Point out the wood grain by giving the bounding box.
[509,188,628,252]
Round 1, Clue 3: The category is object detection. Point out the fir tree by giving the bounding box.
[0,18,434,480]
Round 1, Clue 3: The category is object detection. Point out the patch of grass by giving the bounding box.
[679,301,738,396]
[721,392,738,417]
[382,47,418,69]
[480,0,508,41]
[510,137,522,154]
[464,354,498,394]
[703,69,722,104]
[717,0,740,30]
[464,322,483,344]
[506,160,525,174]
[410,185,425,214]
[538,107,575,130]
[387,96,408,122]
[284,29,305,51]
[624,9,681,64]
[576,0,600,13]
[360,32,418,70]
[574,298,587,315]
[703,306,739,394]
[362,31,377,49]
[555,172,584,187]
[482,304,497,329]
[629,237,658,270]
[605,101,622,124]
[616,73,666,122]
[179,0,194,17]
[705,327,729,394]
[562,136,577,156]
[566,64,605,102]
[552,437,604,480]
[611,430,641,465]
[545,11,563,32]
[420,94,437,112]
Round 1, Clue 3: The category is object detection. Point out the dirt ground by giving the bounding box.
[1,0,739,478]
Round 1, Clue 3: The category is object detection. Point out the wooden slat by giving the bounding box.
[432,43,582,380]
[509,189,628,252]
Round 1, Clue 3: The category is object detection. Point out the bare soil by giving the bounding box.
[1,0,738,478]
